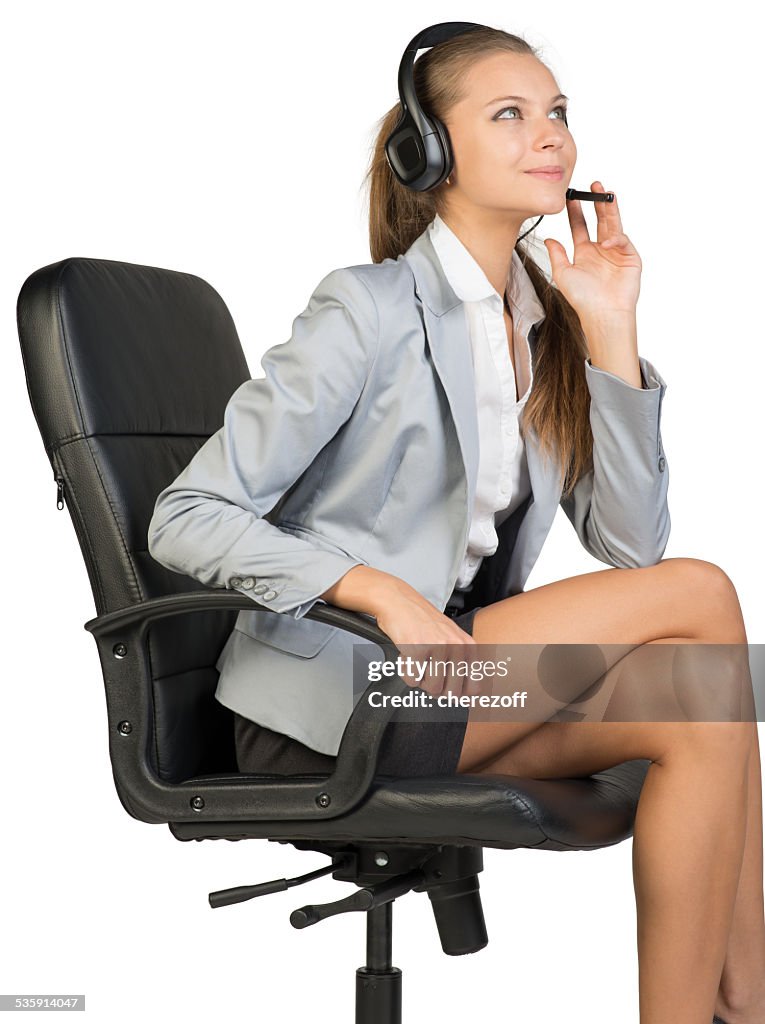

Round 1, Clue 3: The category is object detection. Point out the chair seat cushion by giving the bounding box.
[171,759,650,851]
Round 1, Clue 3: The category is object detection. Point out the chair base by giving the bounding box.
[312,844,488,1021]
[210,840,488,1021]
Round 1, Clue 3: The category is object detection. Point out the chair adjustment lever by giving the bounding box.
[208,855,351,909]
[289,868,426,929]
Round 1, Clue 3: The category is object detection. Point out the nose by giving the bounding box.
[531,117,567,149]
[535,130,565,152]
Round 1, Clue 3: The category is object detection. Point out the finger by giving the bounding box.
[431,646,449,696]
[601,231,631,249]
[463,660,482,697]
[566,193,591,247]
[417,649,435,695]
[593,180,623,238]
[399,647,425,690]
[442,637,464,698]
[404,662,420,689]
[443,643,459,698]
[421,672,441,696]
[544,237,572,276]
[591,180,609,244]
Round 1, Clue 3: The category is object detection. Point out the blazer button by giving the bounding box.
[263,590,277,600]
[658,455,666,472]
[253,583,268,594]
[241,577,255,589]
[229,576,243,588]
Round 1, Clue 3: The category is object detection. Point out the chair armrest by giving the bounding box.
[83,591,410,825]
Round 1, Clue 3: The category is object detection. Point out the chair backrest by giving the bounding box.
[17,257,252,782]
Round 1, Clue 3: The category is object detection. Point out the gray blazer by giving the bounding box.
[147,225,670,756]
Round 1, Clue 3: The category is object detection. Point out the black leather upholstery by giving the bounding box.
[171,759,649,850]
[18,256,251,782]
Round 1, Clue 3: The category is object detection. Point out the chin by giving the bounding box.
[525,199,564,217]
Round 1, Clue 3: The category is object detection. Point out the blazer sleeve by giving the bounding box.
[147,266,380,620]
[559,355,670,568]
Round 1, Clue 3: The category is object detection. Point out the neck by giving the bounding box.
[439,206,523,298]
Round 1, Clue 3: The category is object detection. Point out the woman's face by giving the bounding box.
[443,52,577,220]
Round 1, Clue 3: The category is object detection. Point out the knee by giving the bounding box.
[657,557,744,629]
[657,556,736,594]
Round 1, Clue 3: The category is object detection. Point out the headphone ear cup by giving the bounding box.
[384,109,453,191]
[429,115,453,186]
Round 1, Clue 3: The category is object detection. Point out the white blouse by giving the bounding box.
[427,213,547,590]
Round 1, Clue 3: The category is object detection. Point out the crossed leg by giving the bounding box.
[455,557,764,1024]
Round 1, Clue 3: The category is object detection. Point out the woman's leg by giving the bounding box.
[457,557,748,771]
[454,556,764,1024]
[715,724,765,1023]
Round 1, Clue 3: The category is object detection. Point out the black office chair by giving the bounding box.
[17,256,650,1024]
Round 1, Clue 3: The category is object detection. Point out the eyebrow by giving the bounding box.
[485,93,569,107]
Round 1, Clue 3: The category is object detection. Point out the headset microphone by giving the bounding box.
[566,189,614,203]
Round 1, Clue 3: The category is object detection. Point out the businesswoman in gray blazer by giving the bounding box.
[148,26,764,1022]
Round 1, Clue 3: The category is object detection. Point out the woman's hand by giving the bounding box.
[543,180,642,320]
[373,584,477,698]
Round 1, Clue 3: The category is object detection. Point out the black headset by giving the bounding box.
[384,21,547,242]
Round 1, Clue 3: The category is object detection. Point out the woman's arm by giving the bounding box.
[559,353,670,568]
[319,564,411,619]
[547,184,670,568]
[147,267,381,620]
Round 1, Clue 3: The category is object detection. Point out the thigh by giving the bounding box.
[459,718,754,779]
[470,557,735,648]
[456,557,740,772]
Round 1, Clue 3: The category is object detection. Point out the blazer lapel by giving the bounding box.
[402,227,563,601]
[402,230,480,530]
[505,422,563,591]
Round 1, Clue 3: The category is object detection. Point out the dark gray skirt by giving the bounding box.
[234,598,480,779]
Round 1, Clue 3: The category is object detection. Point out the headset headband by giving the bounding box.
[396,22,488,137]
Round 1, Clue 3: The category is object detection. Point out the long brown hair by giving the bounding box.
[362,26,593,499]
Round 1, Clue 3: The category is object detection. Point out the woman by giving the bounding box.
[147,25,764,1022]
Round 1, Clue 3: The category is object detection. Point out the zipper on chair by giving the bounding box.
[55,474,65,510]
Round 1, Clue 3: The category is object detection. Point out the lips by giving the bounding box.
[525,168,563,180]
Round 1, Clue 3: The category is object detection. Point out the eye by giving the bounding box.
[494,105,569,124]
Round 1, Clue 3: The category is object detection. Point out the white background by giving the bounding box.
[2,1,762,1022]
